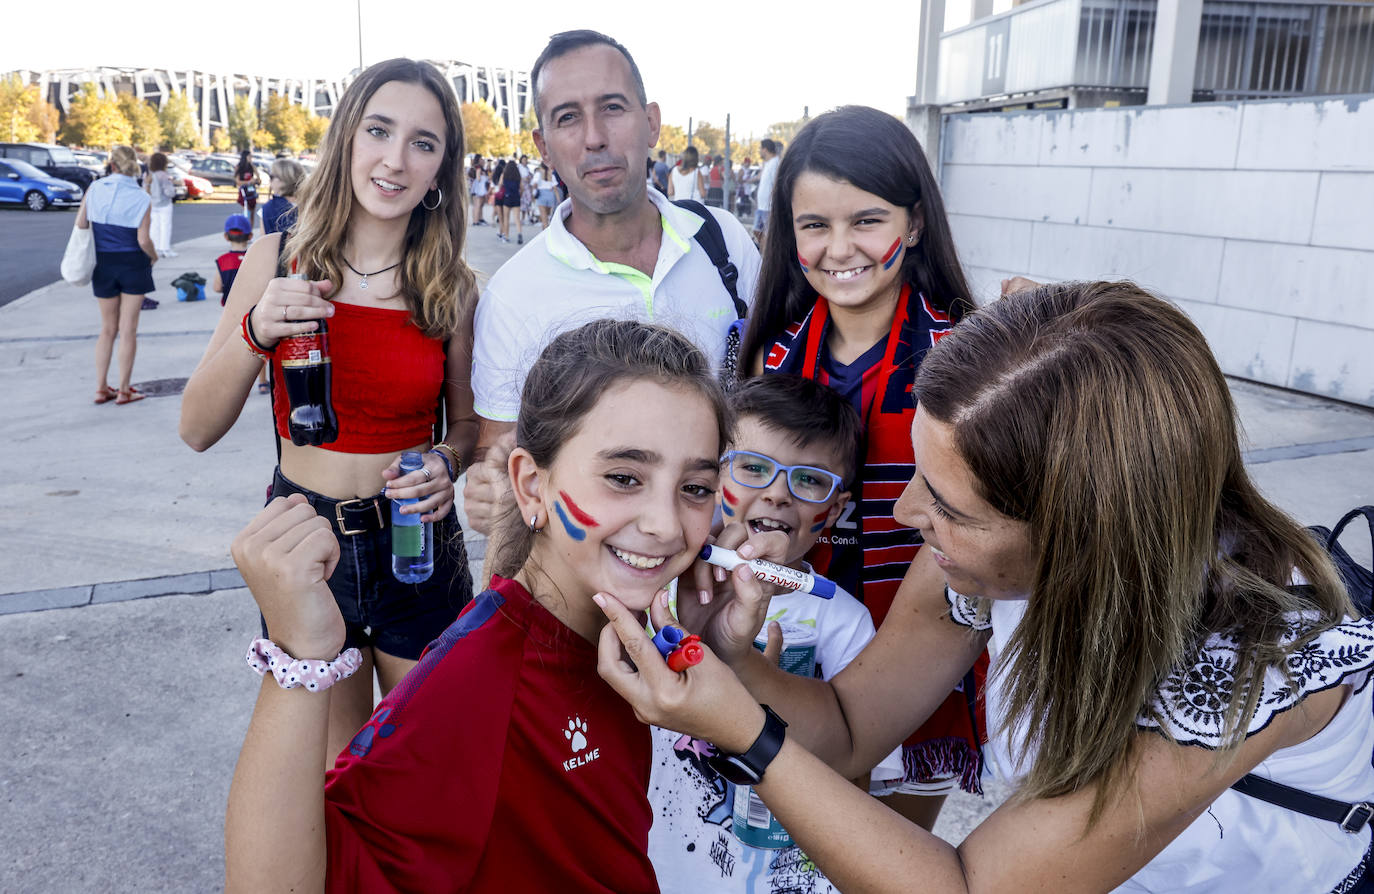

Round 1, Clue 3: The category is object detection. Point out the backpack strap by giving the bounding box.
[673,199,746,320]
[267,235,292,466]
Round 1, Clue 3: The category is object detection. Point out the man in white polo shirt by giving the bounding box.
[465,29,760,534]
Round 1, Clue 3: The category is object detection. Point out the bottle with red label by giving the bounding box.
[278,273,338,446]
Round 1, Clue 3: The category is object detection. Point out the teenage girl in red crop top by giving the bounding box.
[181,59,480,761]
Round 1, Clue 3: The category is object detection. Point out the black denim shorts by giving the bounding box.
[265,467,473,660]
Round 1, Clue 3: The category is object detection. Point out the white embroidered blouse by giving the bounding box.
[947,590,1374,893]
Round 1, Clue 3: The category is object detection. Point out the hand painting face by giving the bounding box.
[349,80,447,223]
[532,379,720,611]
[791,171,919,316]
[895,405,1036,601]
[722,416,850,566]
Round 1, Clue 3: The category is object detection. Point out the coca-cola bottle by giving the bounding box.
[277,274,339,446]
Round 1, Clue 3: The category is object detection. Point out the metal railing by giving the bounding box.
[937,0,1374,105]
[1195,0,1374,99]
[938,0,1158,105]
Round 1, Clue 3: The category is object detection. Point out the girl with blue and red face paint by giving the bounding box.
[735,104,981,831]
[225,320,733,892]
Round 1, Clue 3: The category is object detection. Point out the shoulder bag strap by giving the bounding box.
[673,198,746,320]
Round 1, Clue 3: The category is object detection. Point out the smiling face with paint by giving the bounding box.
[511,378,721,629]
[791,170,921,319]
[723,415,851,567]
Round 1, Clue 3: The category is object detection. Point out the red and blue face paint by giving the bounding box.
[879,238,903,271]
[797,252,810,274]
[553,490,599,542]
[809,508,829,534]
[721,487,740,517]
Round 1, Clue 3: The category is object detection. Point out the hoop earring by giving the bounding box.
[421,187,443,211]
[528,513,542,534]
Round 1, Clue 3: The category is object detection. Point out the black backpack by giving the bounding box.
[672,199,748,392]
[1231,506,1374,833]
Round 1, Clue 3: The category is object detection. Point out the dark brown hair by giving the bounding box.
[739,105,973,378]
[490,320,731,578]
[729,375,861,483]
[916,280,1352,826]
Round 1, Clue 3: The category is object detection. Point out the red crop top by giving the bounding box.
[272,301,445,453]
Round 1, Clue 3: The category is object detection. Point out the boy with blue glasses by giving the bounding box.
[648,374,903,892]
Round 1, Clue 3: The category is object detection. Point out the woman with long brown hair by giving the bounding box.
[600,281,1374,891]
[180,58,479,761]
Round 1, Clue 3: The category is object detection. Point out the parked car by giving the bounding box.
[73,151,107,174]
[0,159,83,211]
[183,171,214,199]
[191,155,266,189]
[0,143,97,191]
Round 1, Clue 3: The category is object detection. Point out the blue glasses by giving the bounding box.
[722,450,843,503]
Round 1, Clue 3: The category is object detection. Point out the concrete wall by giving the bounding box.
[940,95,1374,408]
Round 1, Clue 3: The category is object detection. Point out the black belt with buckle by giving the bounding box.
[272,469,387,536]
[331,496,387,536]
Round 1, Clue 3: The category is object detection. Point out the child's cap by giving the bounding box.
[224,214,252,236]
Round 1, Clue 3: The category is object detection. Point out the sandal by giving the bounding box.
[257,382,271,394]
[115,387,145,405]
[94,386,117,404]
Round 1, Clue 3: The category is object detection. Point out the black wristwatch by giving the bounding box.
[706,704,788,785]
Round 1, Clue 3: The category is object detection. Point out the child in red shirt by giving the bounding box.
[212,214,266,392]
[226,320,731,892]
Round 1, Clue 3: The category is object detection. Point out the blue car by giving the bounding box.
[0,158,83,211]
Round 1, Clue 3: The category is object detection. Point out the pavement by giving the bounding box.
[1,214,1372,891]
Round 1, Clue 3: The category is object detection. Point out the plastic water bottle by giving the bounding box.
[391,452,434,583]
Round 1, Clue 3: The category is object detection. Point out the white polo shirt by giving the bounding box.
[471,188,760,422]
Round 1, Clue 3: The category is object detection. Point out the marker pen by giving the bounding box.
[698,544,836,599]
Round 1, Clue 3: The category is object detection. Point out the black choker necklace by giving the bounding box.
[342,258,401,290]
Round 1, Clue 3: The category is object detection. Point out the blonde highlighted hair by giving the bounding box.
[270,158,306,198]
[916,281,1352,827]
[108,145,140,177]
[287,58,475,339]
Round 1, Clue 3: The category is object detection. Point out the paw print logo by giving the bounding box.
[348,706,396,758]
[565,716,588,752]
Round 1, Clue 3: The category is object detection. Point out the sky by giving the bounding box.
[6,0,936,139]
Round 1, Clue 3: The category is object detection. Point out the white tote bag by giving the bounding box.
[61,221,96,286]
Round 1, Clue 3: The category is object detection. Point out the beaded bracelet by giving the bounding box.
[427,449,456,482]
[245,638,363,692]
[240,306,274,358]
[430,442,462,479]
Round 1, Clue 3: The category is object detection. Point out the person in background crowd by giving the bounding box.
[235,150,259,220]
[497,154,524,244]
[652,149,669,194]
[78,145,157,405]
[468,154,489,225]
[533,162,559,228]
[180,58,479,764]
[145,152,177,258]
[705,153,725,207]
[260,158,305,237]
[668,145,705,202]
[753,138,779,241]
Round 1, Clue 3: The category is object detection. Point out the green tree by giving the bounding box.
[0,75,42,142]
[159,91,199,149]
[765,118,806,148]
[303,112,330,151]
[691,120,724,156]
[28,92,60,143]
[210,128,231,153]
[228,95,258,150]
[657,123,687,155]
[513,108,539,158]
[262,94,311,153]
[117,94,163,150]
[61,84,131,148]
[460,100,509,158]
